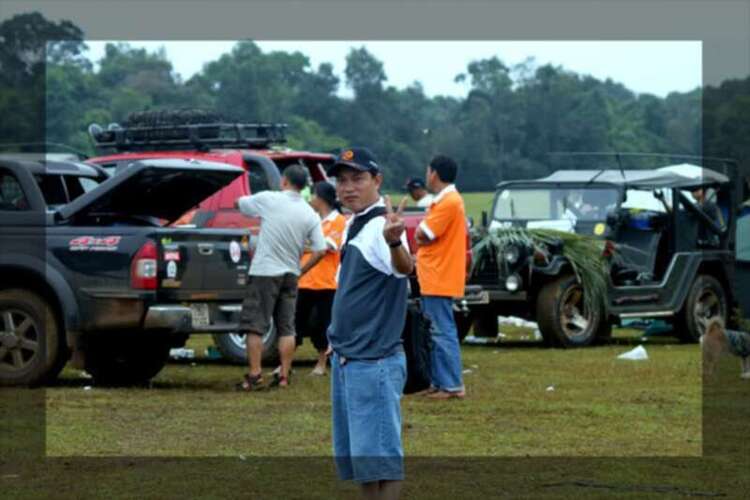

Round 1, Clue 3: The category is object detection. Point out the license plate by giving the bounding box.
[459,291,490,305]
[190,303,210,328]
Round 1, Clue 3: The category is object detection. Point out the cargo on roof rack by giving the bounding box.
[88,122,288,152]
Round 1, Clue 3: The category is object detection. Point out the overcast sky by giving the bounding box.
[84,40,701,99]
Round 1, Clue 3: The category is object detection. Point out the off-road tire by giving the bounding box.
[536,275,606,348]
[675,274,727,343]
[212,323,280,365]
[0,289,67,386]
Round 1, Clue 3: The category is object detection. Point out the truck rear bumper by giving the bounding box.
[143,303,242,333]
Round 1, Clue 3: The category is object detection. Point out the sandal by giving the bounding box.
[236,373,265,392]
[268,372,290,388]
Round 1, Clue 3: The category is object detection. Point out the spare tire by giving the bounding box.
[212,321,280,365]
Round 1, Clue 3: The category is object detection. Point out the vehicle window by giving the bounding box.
[247,166,271,194]
[0,169,29,211]
[494,188,619,221]
[34,174,68,206]
[64,175,101,201]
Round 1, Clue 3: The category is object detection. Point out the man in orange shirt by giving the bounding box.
[296,182,347,375]
[415,155,467,400]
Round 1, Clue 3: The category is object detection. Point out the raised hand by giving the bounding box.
[383,195,408,244]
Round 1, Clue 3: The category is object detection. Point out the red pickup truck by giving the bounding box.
[87,112,473,363]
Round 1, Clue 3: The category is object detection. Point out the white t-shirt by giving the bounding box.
[238,190,326,276]
[416,193,435,208]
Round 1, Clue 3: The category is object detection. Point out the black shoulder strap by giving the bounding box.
[341,206,388,261]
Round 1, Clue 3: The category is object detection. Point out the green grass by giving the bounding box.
[43,330,701,458]
[4,331,750,499]
[386,190,494,224]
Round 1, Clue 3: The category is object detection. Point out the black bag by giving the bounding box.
[402,301,433,394]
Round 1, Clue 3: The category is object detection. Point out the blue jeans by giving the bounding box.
[331,351,406,483]
[421,296,464,392]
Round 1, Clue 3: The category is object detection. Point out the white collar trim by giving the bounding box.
[432,184,457,204]
[322,209,340,223]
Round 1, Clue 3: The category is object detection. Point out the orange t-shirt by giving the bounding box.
[299,211,347,290]
[416,187,467,297]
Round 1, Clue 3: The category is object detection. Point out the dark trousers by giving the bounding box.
[294,288,335,352]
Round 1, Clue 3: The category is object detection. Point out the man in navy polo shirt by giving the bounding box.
[327,147,413,499]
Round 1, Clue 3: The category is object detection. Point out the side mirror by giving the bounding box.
[481,210,488,228]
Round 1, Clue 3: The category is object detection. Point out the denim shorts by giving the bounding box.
[331,350,407,483]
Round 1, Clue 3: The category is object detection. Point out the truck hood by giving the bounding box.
[57,159,244,223]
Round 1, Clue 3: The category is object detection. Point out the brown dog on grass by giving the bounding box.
[701,317,750,380]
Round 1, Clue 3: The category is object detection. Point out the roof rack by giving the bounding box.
[89,122,288,152]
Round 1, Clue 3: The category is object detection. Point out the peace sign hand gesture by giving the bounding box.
[383,195,409,245]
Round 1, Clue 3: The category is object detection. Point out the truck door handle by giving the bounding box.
[198,244,214,255]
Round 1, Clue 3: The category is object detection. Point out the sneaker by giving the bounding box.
[310,365,327,376]
[426,390,466,400]
[236,373,265,392]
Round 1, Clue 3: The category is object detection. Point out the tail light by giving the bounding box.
[131,240,158,290]
[602,240,616,258]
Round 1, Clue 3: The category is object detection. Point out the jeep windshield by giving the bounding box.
[493,187,620,223]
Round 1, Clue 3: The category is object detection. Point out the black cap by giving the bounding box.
[328,147,380,176]
[405,177,426,191]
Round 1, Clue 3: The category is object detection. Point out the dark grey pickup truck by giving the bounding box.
[0,157,250,385]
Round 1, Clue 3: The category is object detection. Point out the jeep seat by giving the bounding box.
[614,230,663,283]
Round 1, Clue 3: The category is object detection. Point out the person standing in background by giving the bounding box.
[405,177,434,208]
[296,181,347,375]
[234,164,327,390]
[415,155,467,400]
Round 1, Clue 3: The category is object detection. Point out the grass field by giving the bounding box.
[386,191,494,224]
[3,329,750,499]
[43,329,701,458]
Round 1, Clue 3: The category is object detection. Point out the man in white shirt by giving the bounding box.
[234,164,327,390]
[405,177,434,208]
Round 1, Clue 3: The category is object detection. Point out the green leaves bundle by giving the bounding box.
[471,227,609,314]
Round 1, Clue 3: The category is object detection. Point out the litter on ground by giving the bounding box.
[617,345,649,361]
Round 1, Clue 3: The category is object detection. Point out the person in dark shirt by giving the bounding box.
[692,187,724,245]
[326,147,413,499]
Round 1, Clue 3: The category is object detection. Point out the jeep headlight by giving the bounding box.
[505,274,522,292]
[503,245,521,264]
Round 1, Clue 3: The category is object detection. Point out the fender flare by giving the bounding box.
[0,254,80,335]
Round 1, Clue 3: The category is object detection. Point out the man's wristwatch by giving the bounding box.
[388,239,403,248]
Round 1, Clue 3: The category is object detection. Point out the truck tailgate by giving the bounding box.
[155,228,249,302]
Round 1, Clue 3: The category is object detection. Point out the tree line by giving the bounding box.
[3,13,749,192]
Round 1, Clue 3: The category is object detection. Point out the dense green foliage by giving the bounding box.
[471,227,609,314]
[2,13,749,192]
